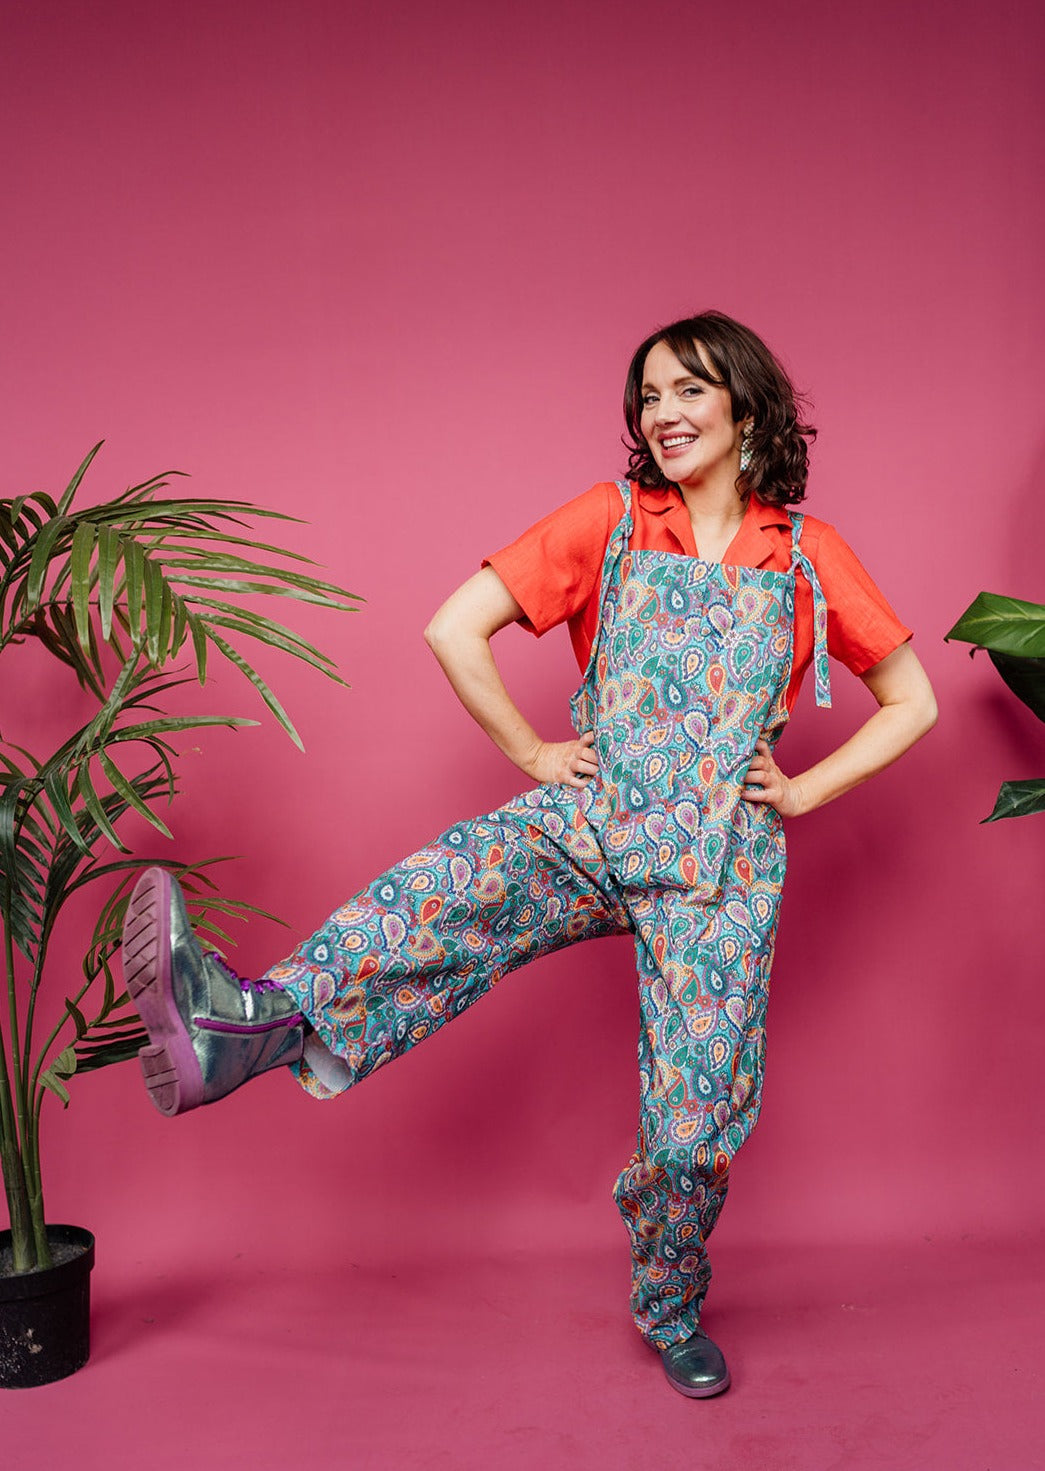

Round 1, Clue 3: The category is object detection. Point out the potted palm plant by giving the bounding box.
[0,444,357,1386]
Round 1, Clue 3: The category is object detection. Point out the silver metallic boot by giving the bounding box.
[660,1327,731,1398]
[122,867,305,1116]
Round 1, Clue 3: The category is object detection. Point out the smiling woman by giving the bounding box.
[122,308,937,1402]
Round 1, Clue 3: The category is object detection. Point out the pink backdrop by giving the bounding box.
[4,0,1043,1283]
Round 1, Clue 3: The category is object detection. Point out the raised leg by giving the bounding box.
[265,785,632,1096]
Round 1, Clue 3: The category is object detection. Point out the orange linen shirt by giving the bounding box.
[485,482,913,714]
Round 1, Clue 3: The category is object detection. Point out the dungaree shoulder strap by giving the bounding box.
[595,480,634,609]
[569,480,636,733]
[787,512,832,709]
[613,478,634,536]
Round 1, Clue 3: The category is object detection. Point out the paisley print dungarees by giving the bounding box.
[269,483,830,1348]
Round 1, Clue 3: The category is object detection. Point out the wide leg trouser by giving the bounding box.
[266,784,783,1349]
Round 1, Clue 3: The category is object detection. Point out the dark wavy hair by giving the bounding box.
[622,311,816,506]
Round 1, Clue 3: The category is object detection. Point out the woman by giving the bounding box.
[123,311,937,1398]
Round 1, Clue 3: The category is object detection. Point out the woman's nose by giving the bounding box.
[654,396,679,424]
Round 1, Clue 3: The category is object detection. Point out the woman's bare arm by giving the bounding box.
[424,566,597,788]
[742,641,938,817]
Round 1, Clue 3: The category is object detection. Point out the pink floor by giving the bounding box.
[5,1233,1041,1470]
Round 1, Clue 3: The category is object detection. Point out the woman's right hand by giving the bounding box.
[525,730,598,788]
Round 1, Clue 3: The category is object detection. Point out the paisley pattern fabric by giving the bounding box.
[267,786,632,1083]
[268,482,830,1349]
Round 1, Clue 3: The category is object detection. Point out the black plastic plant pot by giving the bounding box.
[0,1225,95,1388]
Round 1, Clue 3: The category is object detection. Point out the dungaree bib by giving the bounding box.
[272,481,830,1348]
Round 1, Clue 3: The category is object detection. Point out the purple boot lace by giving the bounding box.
[204,950,305,1027]
[206,950,283,998]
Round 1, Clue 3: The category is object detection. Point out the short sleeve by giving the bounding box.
[483,483,620,637]
[815,524,913,674]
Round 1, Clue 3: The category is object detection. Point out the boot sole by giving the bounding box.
[662,1367,731,1397]
[123,869,205,1116]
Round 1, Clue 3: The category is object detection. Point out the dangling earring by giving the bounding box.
[739,424,754,475]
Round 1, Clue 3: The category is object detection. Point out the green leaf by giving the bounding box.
[166,562,358,601]
[123,538,145,636]
[24,515,72,612]
[43,768,92,856]
[39,1067,71,1107]
[143,555,164,662]
[107,714,257,742]
[207,630,303,749]
[64,999,89,1040]
[73,1030,148,1073]
[52,1045,78,1078]
[77,766,128,852]
[947,592,1045,658]
[153,532,316,562]
[188,609,208,682]
[170,589,188,657]
[87,603,108,679]
[0,509,19,560]
[988,652,1045,723]
[96,523,120,641]
[70,520,97,648]
[97,749,174,839]
[158,576,174,663]
[117,469,186,502]
[981,780,1045,822]
[56,442,104,516]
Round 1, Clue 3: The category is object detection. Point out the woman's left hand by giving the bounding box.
[742,739,806,817]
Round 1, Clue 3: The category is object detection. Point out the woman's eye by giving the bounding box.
[681,385,703,397]
[641,394,658,408]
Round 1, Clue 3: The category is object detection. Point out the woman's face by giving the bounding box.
[639,340,744,490]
